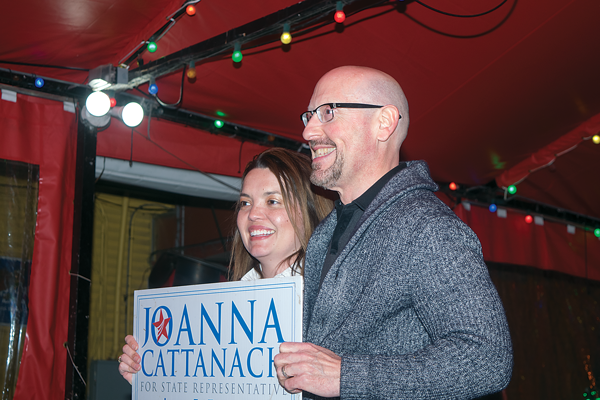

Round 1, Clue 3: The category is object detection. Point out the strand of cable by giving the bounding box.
[0,60,89,71]
[64,342,86,386]
[122,0,202,66]
[415,0,509,18]
[131,128,240,192]
[153,67,186,108]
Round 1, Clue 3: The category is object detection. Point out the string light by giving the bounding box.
[214,120,224,128]
[186,5,196,16]
[507,185,517,195]
[489,204,497,212]
[334,1,346,23]
[148,78,158,95]
[593,135,600,144]
[34,78,45,88]
[147,41,158,53]
[280,23,292,45]
[595,228,600,238]
[232,42,243,63]
[449,182,458,191]
[186,61,196,79]
[110,97,117,107]
[525,215,533,224]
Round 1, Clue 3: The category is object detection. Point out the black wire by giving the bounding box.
[95,157,106,184]
[0,60,89,71]
[415,0,509,18]
[153,67,186,108]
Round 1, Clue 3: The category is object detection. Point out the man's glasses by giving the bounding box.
[301,103,400,126]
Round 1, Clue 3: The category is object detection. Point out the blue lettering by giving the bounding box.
[141,349,154,376]
[228,348,245,377]
[193,349,207,377]
[153,349,167,377]
[175,305,196,345]
[210,348,227,377]
[200,303,223,345]
[259,299,284,343]
[181,348,194,377]
[230,300,256,344]
[247,347,263,378]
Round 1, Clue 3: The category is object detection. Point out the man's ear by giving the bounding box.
[376,105,400,142]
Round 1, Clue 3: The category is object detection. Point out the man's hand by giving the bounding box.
[274,342,341,397]
[118,335,141,384]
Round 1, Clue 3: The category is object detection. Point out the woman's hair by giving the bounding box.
[230,148,333,281]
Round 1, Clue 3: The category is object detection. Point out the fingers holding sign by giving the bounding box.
[274,342,341,398]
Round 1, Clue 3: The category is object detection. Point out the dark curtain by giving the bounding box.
[488,262,600,399]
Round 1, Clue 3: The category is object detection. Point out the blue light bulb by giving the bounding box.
[35,78,44,88]
[489,204,497,212]
[149,83,158,95]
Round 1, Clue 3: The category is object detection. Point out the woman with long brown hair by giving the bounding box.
[118,147,332,383]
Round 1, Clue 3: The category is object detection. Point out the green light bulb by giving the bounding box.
[594,228,600,238]
[232,50,243,63]
[214,120,224,128]
[508,185,517,195]
[147,42,157,53]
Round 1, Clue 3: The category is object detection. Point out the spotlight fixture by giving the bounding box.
[121,102,144,127]
[85,91,111,117]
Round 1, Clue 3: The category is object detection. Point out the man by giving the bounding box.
[273,66,513,399]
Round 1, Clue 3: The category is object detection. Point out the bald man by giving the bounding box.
[274,66,513,399]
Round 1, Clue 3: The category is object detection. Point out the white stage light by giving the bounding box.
[122,102,144,127]
[86,92,111,117]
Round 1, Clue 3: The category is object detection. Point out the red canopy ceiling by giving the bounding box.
[1,0,599,219]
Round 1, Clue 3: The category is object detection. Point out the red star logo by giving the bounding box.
[152,309,171,341]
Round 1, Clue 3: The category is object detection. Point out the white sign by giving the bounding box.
[132,276,303,400]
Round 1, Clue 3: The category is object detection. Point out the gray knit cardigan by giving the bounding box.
[302,161,513,399]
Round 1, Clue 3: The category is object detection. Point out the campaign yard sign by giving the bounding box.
[132,276,303,400]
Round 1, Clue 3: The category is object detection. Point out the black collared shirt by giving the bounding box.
[318,163,406,288]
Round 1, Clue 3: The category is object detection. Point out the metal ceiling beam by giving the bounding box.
[0,68,307,152]
[119,0,385,89]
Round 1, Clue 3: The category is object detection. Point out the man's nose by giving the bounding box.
[302,116,323,142]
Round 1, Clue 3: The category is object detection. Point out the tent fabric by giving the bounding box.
[455,203,600,282]
[496,112,600,190]
[97,116,269,177]
[0,93,77,399]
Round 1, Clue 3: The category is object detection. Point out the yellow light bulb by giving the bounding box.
[280,32,292,45]
[593,134,600,144]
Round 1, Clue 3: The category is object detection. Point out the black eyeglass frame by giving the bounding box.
[300,103,400,126]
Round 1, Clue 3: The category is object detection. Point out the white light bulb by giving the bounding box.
[85,91,111,117]
[122,102,144,127]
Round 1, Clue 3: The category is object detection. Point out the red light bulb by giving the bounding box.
[525,215,533,224]
[334,10,346,23]
[449,182,457,191]
[110,98,117,107]
[186,5,196,16]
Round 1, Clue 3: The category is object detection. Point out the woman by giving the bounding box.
[118,148,332,383]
